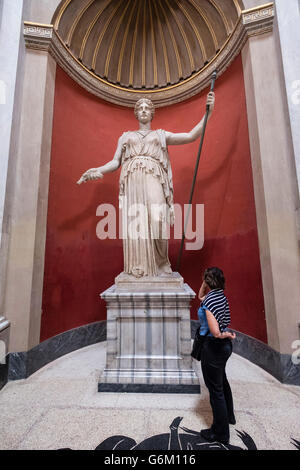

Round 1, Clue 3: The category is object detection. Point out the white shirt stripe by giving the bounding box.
[202,289,231,332]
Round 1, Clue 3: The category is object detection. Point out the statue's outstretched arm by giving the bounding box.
[77,136,123,185]
[165,92,215,146]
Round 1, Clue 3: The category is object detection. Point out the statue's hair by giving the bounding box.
[134,98,155,120]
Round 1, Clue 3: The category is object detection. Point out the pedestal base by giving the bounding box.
[98,383,200,393]
[99,275,199,393]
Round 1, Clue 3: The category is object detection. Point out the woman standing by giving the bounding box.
[198,267,236,445]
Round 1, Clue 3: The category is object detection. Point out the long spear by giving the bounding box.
[176,71,217,272]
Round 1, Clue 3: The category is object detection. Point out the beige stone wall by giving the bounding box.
[0,0,29,352]
[4,50,56,352]
[1,0,58,352]
[242,0,265,9]
[242,29,300,353]
[26,0,61,24]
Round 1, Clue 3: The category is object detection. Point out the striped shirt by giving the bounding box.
[202,289,231,333]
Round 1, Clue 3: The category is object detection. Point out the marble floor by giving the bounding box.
[0,342,299,450]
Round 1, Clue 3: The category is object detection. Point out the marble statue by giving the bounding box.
[77,92,215,278]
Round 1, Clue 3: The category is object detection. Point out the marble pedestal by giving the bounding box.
[98,273,199,393]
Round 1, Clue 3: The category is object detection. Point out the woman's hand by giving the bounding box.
[206,91,215,115]
[219,331,236,340]
[198,280,209,301]
[77,168,103,185]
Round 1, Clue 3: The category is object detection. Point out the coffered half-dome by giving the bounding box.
[24,0,273,106]
[53,0,243,90]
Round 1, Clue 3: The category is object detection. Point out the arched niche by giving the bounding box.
[24,0,275,107]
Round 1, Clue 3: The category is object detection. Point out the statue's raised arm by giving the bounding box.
[165,92,215,146]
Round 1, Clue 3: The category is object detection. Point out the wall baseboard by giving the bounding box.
[192,320,300,386]
[1,321,106,388]
[1,320,299,391]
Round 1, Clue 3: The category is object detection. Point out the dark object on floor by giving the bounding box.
[291,438,300,450]
[95,417,257,451]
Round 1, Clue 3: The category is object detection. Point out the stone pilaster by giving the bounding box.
[242,19,300,354]
[0,1,60,354]
[274,0,300,203]
[3,45,56,352]
[0,0,29,356]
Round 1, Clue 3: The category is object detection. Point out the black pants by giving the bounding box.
[201,337,234,441]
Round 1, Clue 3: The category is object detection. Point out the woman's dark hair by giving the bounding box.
[203,267,225,290]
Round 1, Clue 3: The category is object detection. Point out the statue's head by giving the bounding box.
[134,98,155,122]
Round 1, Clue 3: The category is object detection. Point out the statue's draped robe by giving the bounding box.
[119,129,174,277]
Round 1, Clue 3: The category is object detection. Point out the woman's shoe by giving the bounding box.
[228,415,236,425]
[200,428,229,445]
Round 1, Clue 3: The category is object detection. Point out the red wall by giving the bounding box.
[41,55,267,343]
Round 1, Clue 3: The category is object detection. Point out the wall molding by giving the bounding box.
[23,3,274,108]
